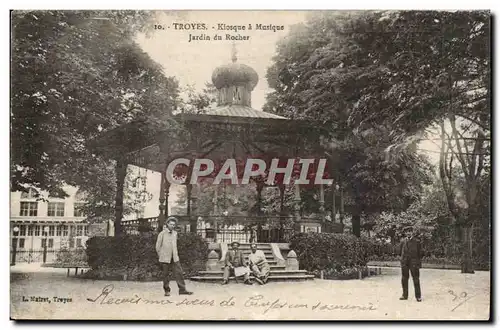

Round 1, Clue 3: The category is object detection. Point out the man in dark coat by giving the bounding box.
[399,228,424,302]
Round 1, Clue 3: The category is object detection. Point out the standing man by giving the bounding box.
[248,242,270,285]
[222,241,251,285]
[156,217,193,296]
[399,227,423,302]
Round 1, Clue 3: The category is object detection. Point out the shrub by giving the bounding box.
[289,232,372,273]
[84,232,208,281]
[53,247,88,266]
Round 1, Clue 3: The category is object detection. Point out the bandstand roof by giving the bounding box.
[90,46,328,173]
[206,104,288,120]
[90,109,327,173]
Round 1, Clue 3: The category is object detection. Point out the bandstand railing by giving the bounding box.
[122,215,342,243]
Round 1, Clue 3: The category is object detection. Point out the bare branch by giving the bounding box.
[439,120,458,220]
[456,113,490,132]
[449,114,470,178]
[473,130,487,180]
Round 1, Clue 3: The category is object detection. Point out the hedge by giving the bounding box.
[53,247,88,266]
[289,232,375,279]
[84,232,208,281]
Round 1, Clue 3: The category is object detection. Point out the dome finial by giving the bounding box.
[231,42,237,63]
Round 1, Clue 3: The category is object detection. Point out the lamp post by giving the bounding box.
[43,226,49,264]
[11,226,19,266]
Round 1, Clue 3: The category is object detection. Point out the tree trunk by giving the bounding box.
[114,159,127,237]
[352,214,361,237]
[461,224,475,274]
[157,170,166,232]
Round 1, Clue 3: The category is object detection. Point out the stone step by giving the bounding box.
[239,252,274,257]
[218,264,285,270]
[197,270,308,277]
[218,259,278,264]
[224,244,272,249]
[190,274,314,283]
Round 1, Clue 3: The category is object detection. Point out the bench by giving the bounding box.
[42,263,90,277]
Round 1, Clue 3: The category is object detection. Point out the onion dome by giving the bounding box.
[211,45,259,91]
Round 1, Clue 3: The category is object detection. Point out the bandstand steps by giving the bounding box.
[197,270,309,277]
[190,274,315,283]
[191,242,312,283]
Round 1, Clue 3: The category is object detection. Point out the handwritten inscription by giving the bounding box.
[449,290,475,312]
[86,285,377,314]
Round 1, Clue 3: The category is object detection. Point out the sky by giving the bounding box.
[136,11,308,110]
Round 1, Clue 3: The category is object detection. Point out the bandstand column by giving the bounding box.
[114,158,127,237]
[278,184,285,216]
[158,170,167,232]
[256,181,264,216]
[339,185,344,224]
[186,184,192,216]
[293,184,301,222]
[190,184,198,233]
[332,184,337,223]
[319,184,325,215]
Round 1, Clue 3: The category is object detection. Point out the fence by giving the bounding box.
[122,215,302,243]
[11,248,60,264]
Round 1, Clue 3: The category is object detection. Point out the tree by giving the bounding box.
[178,82,218,114]
[309,10,491,273]
[11,11,181,232]
[264,11,433,237]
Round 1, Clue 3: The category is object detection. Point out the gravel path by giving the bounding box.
[10,265,490,320]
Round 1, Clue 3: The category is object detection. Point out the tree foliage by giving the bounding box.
[267,10,490,271]
[11,10,181,220]
[264,11,435,236]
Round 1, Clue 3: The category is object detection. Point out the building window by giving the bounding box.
[19,238,25,248]
[20,188,37,199]
[48,238,54,248]
[34,225,41,236]
[74,203,85,217]
[19,225,26,236]
[48,202,65,217]
[69,239,75,248]
[76,238,82,247]
[20,202,38,216]
[76,225,83,236]
[27,225,33,236]
[41,238,46,248]
[62,225,69,236]
[48,225,55,236]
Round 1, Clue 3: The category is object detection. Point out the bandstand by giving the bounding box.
[92,46,344,243]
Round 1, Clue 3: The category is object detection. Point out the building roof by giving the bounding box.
[207,104,288,120]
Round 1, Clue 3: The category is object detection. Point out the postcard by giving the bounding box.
[10,9,491,320]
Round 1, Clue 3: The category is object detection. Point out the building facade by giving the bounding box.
[10,186,90,263]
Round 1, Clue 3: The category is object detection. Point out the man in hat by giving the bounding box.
[156,217,193,296]
[399,227,423,302]
[222,241,251,285]
[248,242,270,285]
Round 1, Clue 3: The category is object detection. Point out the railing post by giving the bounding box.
[11,237,18,266]
[42,232,48,264]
